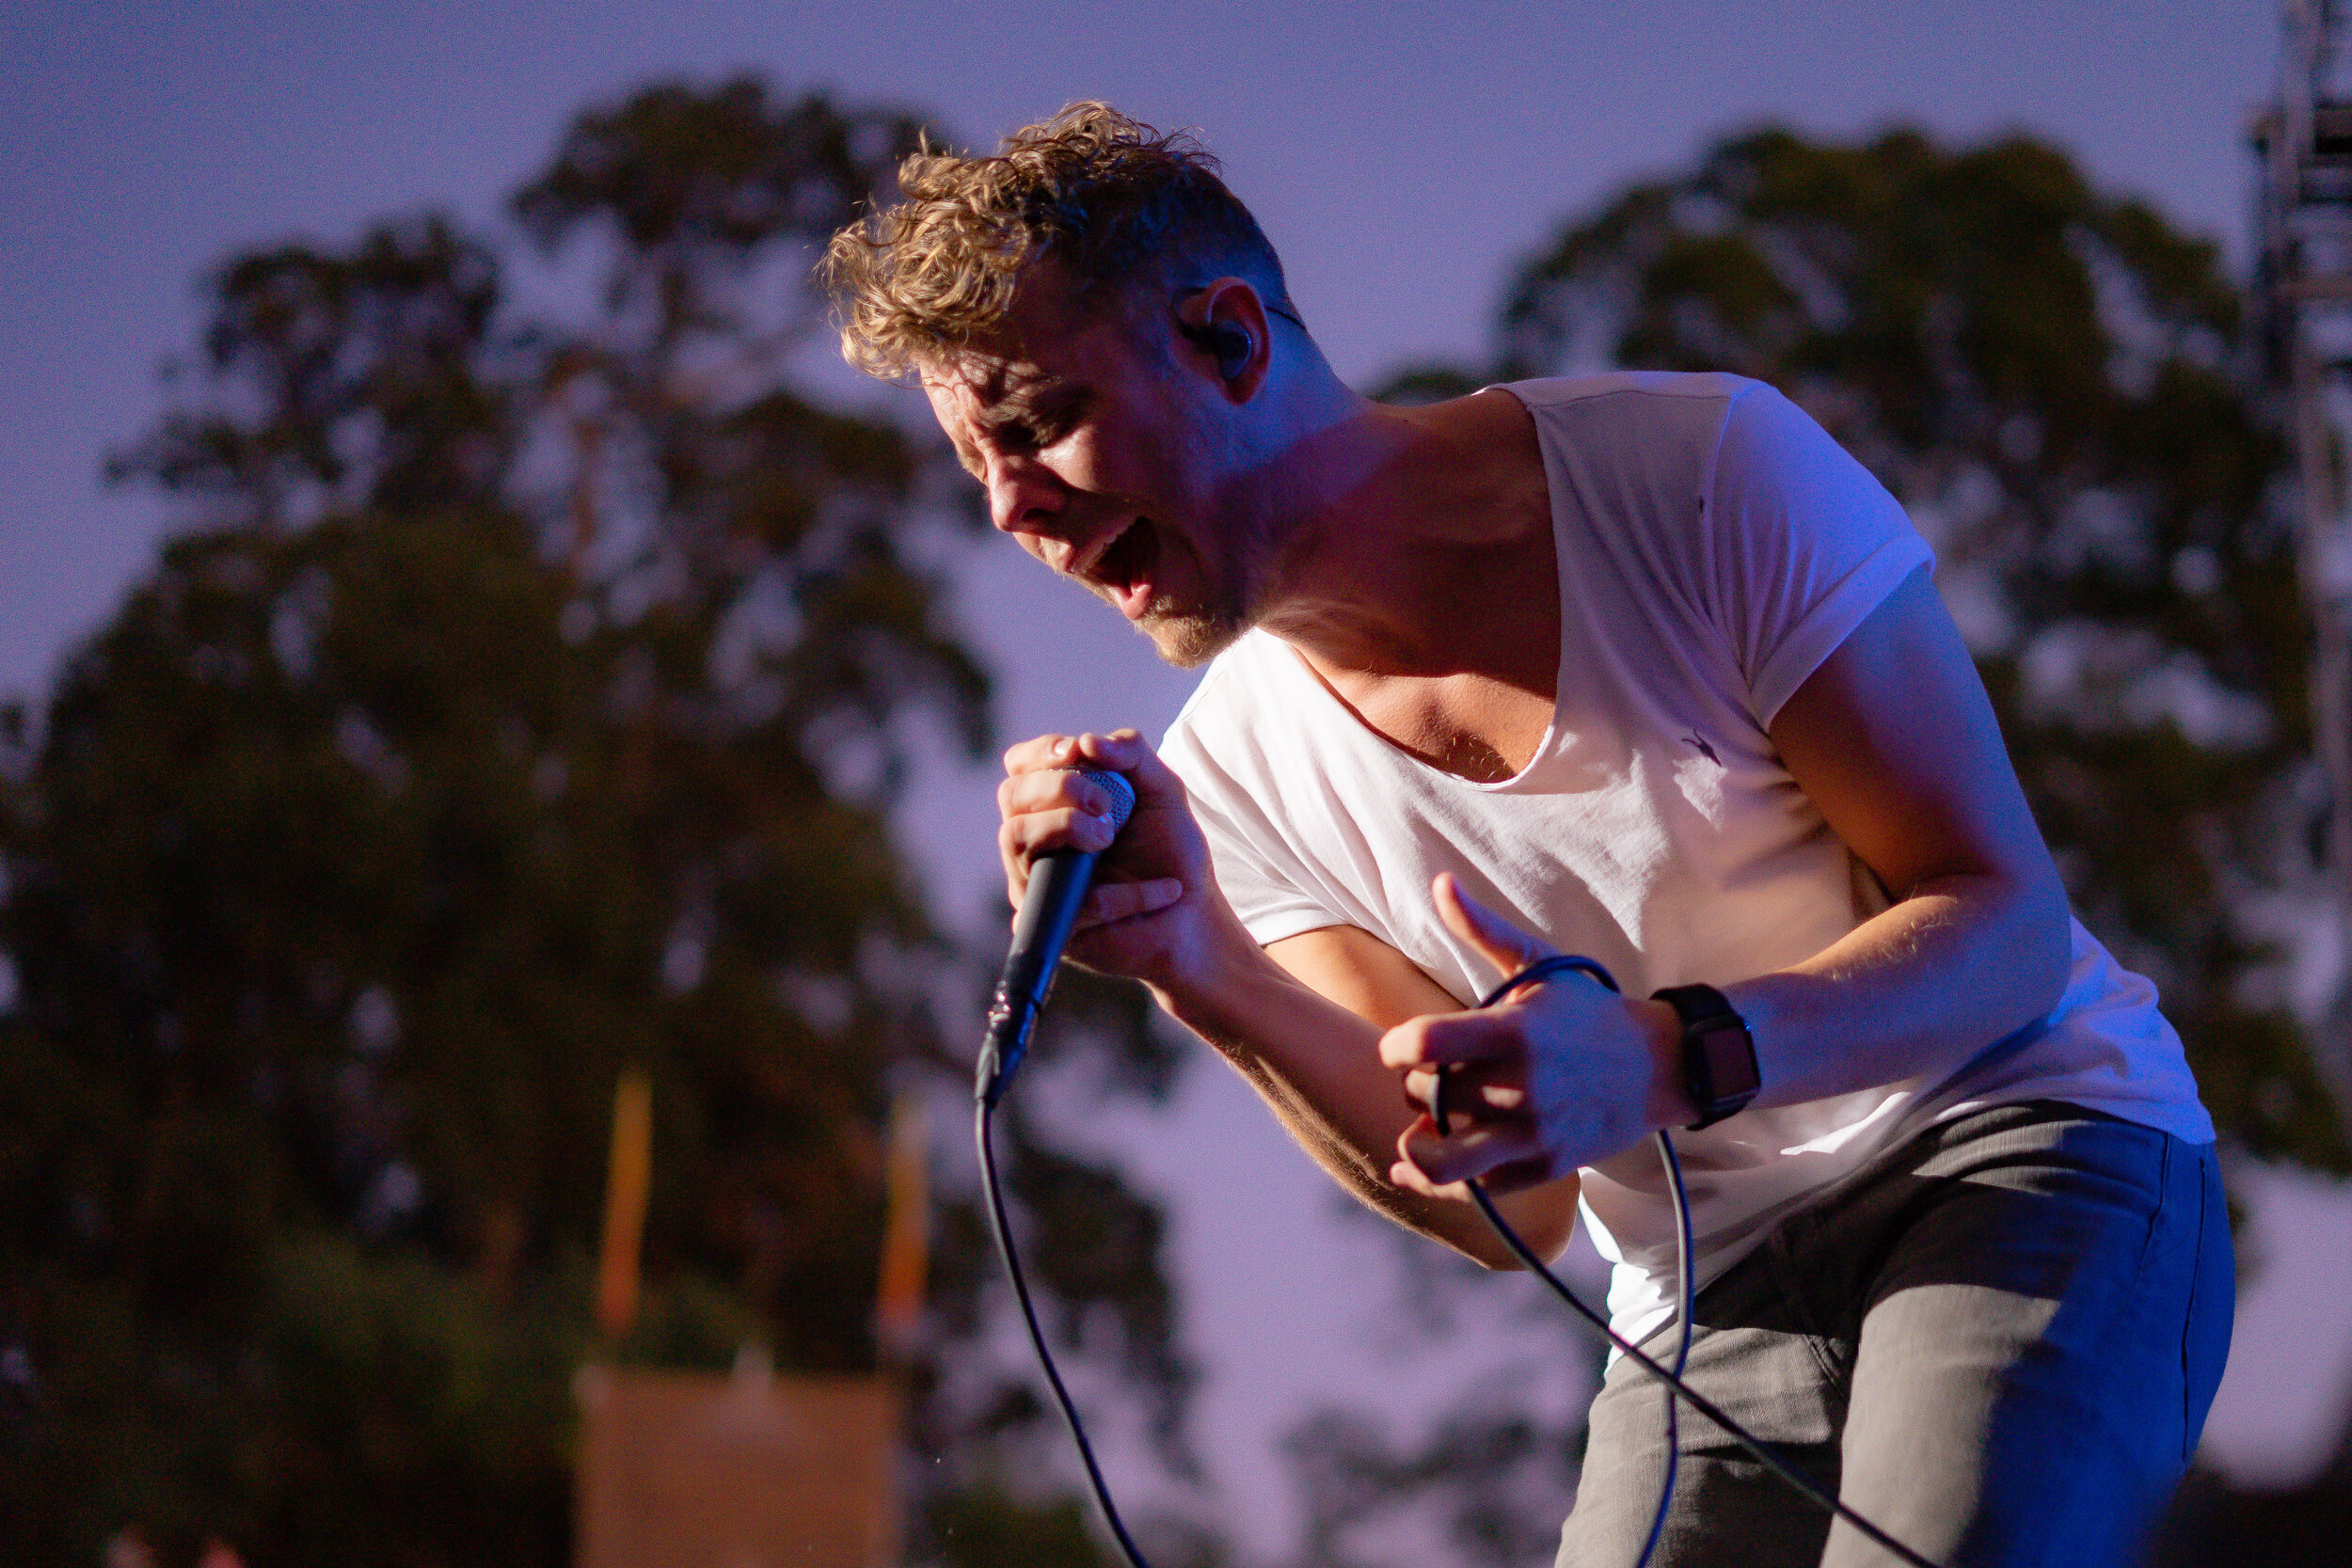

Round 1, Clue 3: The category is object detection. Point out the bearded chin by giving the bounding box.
[1136,602,1246,669]
[1133,503,1288,669]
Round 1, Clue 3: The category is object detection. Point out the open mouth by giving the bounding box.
[1085,516,1161,616]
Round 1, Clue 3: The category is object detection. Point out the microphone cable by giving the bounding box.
[976,1085,1156,1568]
[1446,955,1942,1568]
[1441,956,1691,1568]
[968,779,1937,1568]
[974,765,1156,1568]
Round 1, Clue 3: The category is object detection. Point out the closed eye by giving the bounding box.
[989,388,1089,454]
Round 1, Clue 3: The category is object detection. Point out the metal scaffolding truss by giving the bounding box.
[2257,0,2352,1115]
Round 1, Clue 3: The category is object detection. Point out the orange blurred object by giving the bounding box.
[874,1094,930,1360]
[595,1070,654,1340]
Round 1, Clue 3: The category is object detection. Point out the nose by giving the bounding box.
[985,452,1068,539]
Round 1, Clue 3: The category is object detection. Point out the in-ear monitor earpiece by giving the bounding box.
[1175,313,1254,382]
[1209,322,1252,380]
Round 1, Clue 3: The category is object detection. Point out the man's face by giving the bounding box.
[920,274,1274,667]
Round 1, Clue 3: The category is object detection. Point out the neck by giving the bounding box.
[1250,385,1554,687]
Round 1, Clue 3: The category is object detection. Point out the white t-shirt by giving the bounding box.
[1159,373,2214,1342]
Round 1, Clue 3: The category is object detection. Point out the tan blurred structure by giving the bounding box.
[574,1081,929,1566]
[575,1355,899,1568]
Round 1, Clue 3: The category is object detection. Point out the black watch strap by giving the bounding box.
[1652,983,1759,1131]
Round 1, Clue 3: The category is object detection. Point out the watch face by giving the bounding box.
[1693,1020,1760,1100]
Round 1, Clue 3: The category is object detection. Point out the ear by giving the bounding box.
[1172,277,1274,403]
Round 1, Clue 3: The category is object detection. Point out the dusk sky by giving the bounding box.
[6,1,2346,1556]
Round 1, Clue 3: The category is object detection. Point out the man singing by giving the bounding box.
[823,104,2232,1567]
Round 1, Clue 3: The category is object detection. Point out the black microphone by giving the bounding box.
[978,768,1137,1106]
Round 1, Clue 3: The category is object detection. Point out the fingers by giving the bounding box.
[1385,883,1642,1202]
[1073,877,1184,931]
[1431,872,1557,983]
[1378,1007,1526,1072]
[1383,883,1572,1202]
[996,800,1116,910]
[1002,727,1139,782]
[997,729,1195,929]
[1003,729,1188,808]
[1391,1114,1554,1196]
[997,754,1123,845]
[1403,1062,1526,1126]
[1002,731,1086,778]
[997,763,1122,822]
[997,784,1122,856]
[996,733,1141,907]
[1394,1061,1535,1197]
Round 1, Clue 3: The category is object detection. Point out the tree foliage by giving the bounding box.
[1493,125,2345,1170]
[1313,123,2352,1568]
[0,79,1189,1568]
[107,216,510,526]
[1286,1400,1575,1568]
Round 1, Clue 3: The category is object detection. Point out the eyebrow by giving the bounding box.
[934,365,1085,479]
[982,381,1087,431]
[972,361,1016,411]
[947,388,1087,483]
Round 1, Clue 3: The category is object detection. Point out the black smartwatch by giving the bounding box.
[1652,984,1760,1130]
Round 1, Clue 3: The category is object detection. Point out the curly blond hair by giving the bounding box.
[821,102,1295,380]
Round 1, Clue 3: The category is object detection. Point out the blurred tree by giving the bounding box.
[1493,125,2345,1171]
[1300,124,2352,1566]
[1286,1399,1572,1568]
[0,79,1193,1568]
[104,214,510,528]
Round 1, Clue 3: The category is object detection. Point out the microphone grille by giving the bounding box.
[1076,768,1136,835]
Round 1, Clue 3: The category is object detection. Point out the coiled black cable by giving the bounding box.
[1447,956,1691,1568]
[1450,955,1942,1568]
[973,947,1941,1568]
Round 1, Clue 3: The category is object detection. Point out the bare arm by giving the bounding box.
[1257,925,1581,1261]
[995,731,1575,1267]
[1387,567,2073,1193]
[1734,565,2072,1101]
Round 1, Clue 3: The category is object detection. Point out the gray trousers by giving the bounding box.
[1558,1101,2233,1568]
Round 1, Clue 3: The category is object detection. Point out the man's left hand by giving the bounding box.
[1380,873,1686,1198]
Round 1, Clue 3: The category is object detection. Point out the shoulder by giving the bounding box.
[1499,371,1761,414]
[1500,372,1777,474]
[1160,631,1336,854]
[1161,630,1297,779]
[1504,374,1876,501]
[1501,372,1768,433]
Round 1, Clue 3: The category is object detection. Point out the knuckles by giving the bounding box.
[999,804,1106,860]
[996,767,1079,816]
[1002,734,1068,773]
[1389,1010,1527,1069]
[1474,1154,1561,1196]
